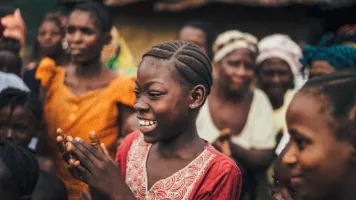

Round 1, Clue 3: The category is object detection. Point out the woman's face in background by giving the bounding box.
[179,26,207,55]
[37,20,63,57]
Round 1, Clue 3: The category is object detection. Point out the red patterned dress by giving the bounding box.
[115,131,242,200]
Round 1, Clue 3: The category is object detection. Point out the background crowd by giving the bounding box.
[0,0,356,200]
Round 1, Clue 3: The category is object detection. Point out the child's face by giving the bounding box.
[309,60,335,79]
[282,92,354,200]
[134,57,193,144]
[0,160,21,200]
[37,20,63,56]
[0,106,38,148]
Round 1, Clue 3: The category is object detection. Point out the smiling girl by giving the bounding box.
[282,70,356,200]
[59,41,242,200]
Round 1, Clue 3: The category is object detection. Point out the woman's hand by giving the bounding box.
[213,128,232,157]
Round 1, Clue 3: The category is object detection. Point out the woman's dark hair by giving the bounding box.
[0,50,22,76]
[180,21,216,60]
[301,69,356,141]
[31,13,67,62]
[71,1,112,33]
[0,38,21,55]
[0,141,39,198]
[142,41,213,97]
[0,88,43,121]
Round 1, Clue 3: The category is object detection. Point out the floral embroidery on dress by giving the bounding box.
[126,134,216,200]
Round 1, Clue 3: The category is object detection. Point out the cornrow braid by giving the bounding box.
[143,41,213,95]
[301,69,356,141]
[0,141,39,198]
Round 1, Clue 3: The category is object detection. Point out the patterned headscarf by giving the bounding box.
[213,30,258,62]
[335,24,356,48]
[300,45,356,70]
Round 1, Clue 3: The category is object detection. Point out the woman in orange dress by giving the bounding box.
[36,2,135,199]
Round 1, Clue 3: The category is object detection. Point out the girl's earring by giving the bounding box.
[62,38,68,50]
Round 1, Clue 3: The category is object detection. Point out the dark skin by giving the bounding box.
[0,106,38,147]
[282,92,356,200]
[258,58,294,110]
[210,49,274,171]
[0,106,54,172]
[178,26,207,55]
[271,145,299,200]
[27,20,68,70]
[58,56,207,200]
[308,60,336,79]
[37,20,67,66]
[64,10,117,96]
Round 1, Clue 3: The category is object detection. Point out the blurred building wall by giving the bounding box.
[112,2,323,65]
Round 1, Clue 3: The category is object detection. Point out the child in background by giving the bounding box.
[0,141,39,200]
[0,88,53,172]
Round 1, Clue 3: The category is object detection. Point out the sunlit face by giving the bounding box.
[66,10,105,64]
[258,58,294,102]
[309,60,336,79]
[282,92,354,200]
[179,26,207,54]
[216,49,255,94]
[134,57,193,143]
[0,160,21,200]
[37,20,63,56]
[0,106,38,148]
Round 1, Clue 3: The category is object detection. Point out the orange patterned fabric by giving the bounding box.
[116,131,242,200]
[36,58,136,200]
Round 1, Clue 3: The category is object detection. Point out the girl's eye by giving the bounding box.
[149,92,163,98]
[81,28,93,35]
[294,136,309,150]
[67,26,75,34]
[134,89,140,97]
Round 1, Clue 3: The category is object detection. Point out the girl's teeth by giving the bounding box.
[139,120,157,128]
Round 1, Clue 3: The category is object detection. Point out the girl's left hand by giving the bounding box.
[66,137,125,199]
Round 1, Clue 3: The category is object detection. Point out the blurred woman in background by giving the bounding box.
[24,13,69,95]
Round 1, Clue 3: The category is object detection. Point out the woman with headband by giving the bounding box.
[197,30,276,199]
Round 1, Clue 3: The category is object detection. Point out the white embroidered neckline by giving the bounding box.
[125,134,216,200]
